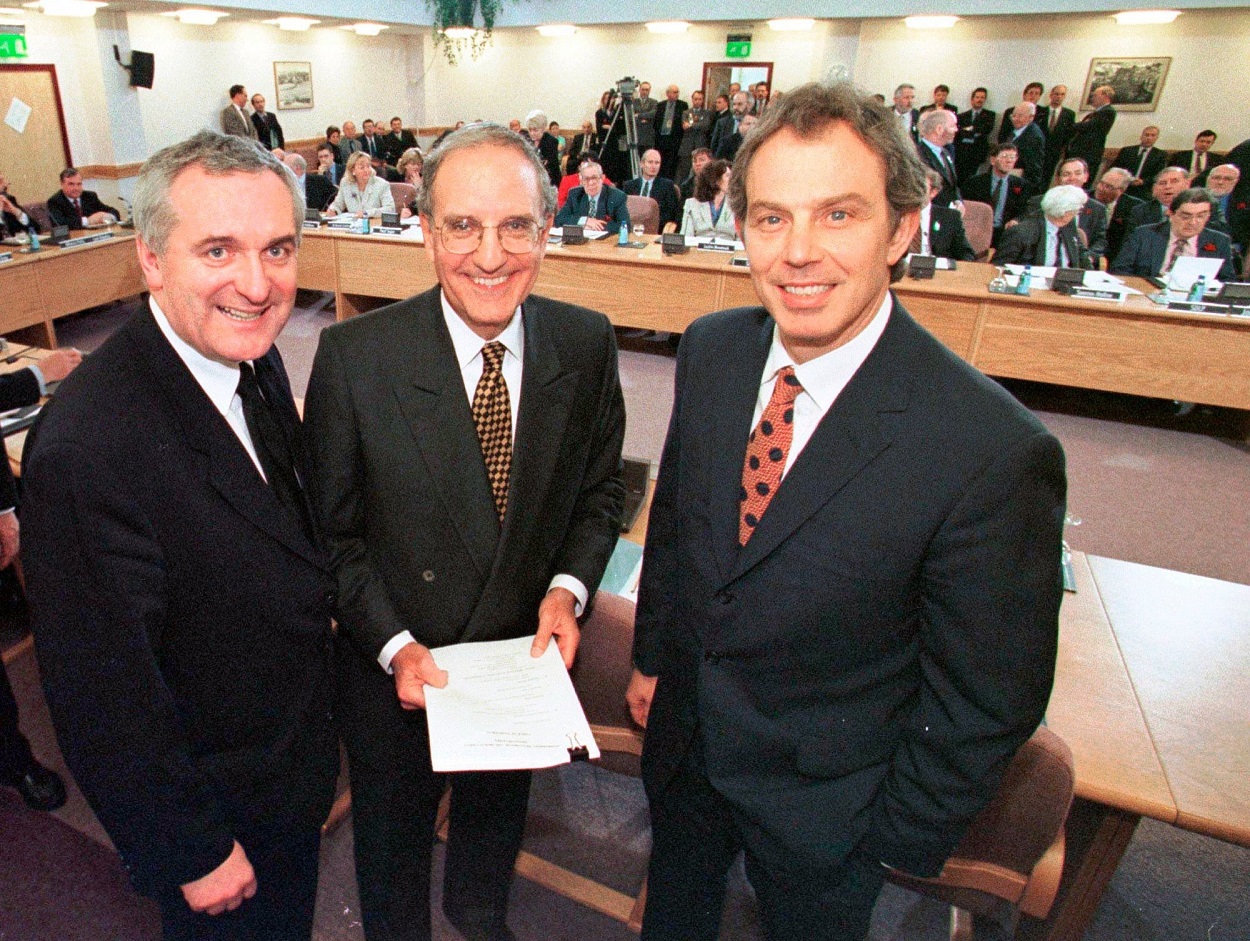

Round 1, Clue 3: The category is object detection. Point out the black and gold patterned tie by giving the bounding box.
[472,341,512,521]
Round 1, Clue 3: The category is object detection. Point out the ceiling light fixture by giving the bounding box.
[1112,10,1180,25]
[645,21,690,34]
[263,16,318,31]
[342,22,387,36]
[536,24,576,37]
[162,9,227,26]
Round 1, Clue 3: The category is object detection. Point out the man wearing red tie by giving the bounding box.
[628,83,1066,941]
[1170,130,1218,185]
[46,168,119,229]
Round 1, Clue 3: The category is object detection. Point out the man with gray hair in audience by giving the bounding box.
[1095,167,1141,263]
[1205,164,1247,256]
[892,82,919,141]
[523,109,563,185]
[283,152,336,212]
[1007,100,1046,192]
[1112,187,1236,281]
[994,184,1092,268]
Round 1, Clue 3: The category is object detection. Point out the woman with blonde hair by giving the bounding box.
[325,150,396,217]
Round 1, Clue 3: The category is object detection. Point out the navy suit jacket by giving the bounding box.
[250,111,284,150]
[925,204,976,261]
[554,184,630,230]
[917,140,961,207]
[1010,124,1046,191]
[623,176,681,230]
[23,307,338,898]
[993,215,1090,269]
[46,189,120,228]
[1065,105,1117,176]
[1110,222,1236,281]
[635,300,1065,877]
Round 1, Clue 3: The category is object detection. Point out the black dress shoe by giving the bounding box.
[4,759,68,812]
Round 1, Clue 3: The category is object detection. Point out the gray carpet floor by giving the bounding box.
[3,293,1246,940]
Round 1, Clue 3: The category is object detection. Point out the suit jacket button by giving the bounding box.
[422,570,435,582]
[704,651,721,664]
[323,589,337,607]
[715,590,734,606]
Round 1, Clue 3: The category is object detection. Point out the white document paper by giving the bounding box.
[424,636,600,772]
[1165,256,1224,292]
[5,97,31,134]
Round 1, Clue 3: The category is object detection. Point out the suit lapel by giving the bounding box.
[709,315,773,583]
[729,304,913,582]
[390,292,500,580]
[129,310,323,567]
[500,300,577,552]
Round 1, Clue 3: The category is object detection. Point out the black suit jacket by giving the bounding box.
[925,204,976,261]
[1026,194,1108,262]
[709,113,737,160]
[1111,144,1169,197]
[250,111,284,150]
[1168,149,1213,182]
[304,286,624,665]
[1009,124,1046,191]
[22,307,338,898]
[382,129,418,165]
[1110,221,1236,281]
[1,192,31,237]
[303,173,336,212]
[963,171,1033,235]
[917,140,961,206]
[1127,198,1166,232]
[358,133,385,161]
[994,214,1090,268]
[1104,193,1144,263]
[46,189,119,228]
[1064,105,1117,177]
[623,176,681,230]
[653,99,688,152]
[954,108,996,183]
[1038,106,1077,178]
[635,300,1065,876]
[0,368,42,509]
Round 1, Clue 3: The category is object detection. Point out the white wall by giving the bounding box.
[852,9,1250,152]
[420,20,860,128]
[124,14,424,152]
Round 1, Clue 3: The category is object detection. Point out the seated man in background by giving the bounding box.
[47,168,119,229]
[1022,158,1107,265]
[0,170,34,236]
[715,113,757,162]
[917,169,976,261]
[1112,188,1236,281]
[1126,166,1189,230]
[382,117,417,167]
[315,142,342,187]
[1205,164,1247,257]
[555,159,630,232]
[283,153,336,212]
[994,184,1092,269]
[623,148,681,232]
[962,143,1032,247]
[338,120,363,164]
[1094,167,1140,264]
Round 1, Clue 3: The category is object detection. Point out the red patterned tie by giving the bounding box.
[739,366,803,545]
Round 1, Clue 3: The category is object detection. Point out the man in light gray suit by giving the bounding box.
[220,85,258,140]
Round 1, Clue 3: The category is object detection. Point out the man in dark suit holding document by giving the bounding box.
[305,122,625,941]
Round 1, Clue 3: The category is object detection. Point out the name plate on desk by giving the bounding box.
[1166,299,1243,316]
[302,220,322,230]
[55,231,115,249]
[1070,287,1125,302]
[372,225,404,236]
[697,242,736,253]
[0,251,11,264]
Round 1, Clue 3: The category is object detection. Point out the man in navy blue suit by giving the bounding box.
[1111,188,1236,281]
[627,82,1066,941]
[554,159,630,232]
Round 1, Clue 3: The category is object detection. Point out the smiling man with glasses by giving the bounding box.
[304,122,626,941]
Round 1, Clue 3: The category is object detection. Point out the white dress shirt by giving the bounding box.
[150,296,264,478]
[376,292,589,672]
[751,293,892,479]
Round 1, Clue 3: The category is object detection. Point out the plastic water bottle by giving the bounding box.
[28,228,40,251]
[1187,275,1207,303]
[619,221,629,246]
[1016,265,1032,296]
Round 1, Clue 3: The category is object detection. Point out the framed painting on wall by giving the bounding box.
[274,61,313,110]
[1079,56,1170,112]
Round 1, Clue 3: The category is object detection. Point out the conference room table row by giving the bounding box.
[4,226,1248,413]
[299,227,1250,411]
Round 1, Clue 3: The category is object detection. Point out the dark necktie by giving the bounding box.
[1049,109,1058,133]
[940,148,956,184]
[739,367,803,545]
[992,178,1006,226]
[237,361,312,539]
[72,198,81,218]
[472,342,512,522]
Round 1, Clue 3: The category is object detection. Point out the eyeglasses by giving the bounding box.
[1173,208,1211,222]
[434,217,542,254]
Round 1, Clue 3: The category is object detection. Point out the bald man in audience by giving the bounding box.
[997,82,1044,142]
[283,153,336,212]
[339,121,363,164]
[1007,101,1046,191]
[1094,168,1141,263]
[1205,164,1247,255]
[1064,85,1116,180]
[916,108,962,207]
[654,85,688,180]
[623,148,681,232]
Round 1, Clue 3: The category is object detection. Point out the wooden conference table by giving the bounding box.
[0,229,143,349]
[300,227,1250,411]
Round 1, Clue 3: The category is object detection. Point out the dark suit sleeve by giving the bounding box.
[551,320,627,593]
[0,368,43,509]
[857,430,1065,871]
[554,192,581,227]
[991,220,1034,265]
[1109,227,1149,275]
[22,437,234,893]
[46,193,73,228]
[304,332,413,658]
[948,213,976,262]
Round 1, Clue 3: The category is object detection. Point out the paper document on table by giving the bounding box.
[424,636,600,772]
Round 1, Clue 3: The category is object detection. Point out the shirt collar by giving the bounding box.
[440,289,524,369]
[149,296,245,418]
[922,138,945,158]
[760,292,892,415]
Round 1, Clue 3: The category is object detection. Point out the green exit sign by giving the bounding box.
[726,34,751,58]
[0,27,27,59]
